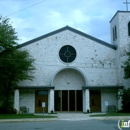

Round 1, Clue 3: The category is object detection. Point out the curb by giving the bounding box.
[0,118,58,123]
[90,116,130,120]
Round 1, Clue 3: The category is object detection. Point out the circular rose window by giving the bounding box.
[59,45,76,63]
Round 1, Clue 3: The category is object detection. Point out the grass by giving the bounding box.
[0,114,57,119]
[90,113,130,117]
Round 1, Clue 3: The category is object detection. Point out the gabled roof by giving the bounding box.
[17,26,116,50]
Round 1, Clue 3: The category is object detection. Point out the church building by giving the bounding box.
[14,11,130,113]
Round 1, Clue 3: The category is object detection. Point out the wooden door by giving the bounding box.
[35,91,48,113]
[90,90,101,112]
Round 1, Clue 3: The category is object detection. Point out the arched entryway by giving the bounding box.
[51,67,86,112]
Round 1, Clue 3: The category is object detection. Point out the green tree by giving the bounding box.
[119,52,130,112]
[0,15,18,51]
[0,15,35,113]
[122,52,130,79]
[119,88,130,112]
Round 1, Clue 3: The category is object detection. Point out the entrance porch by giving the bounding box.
[54,90,83,112]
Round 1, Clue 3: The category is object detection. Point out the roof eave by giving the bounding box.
[82,85,124,90]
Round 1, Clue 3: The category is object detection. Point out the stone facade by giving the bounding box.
[18,30,117,87]
[14,11,130,113]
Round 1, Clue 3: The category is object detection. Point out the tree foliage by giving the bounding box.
[119,88,130,112]
[0,15,18,51]
[122,52,130,79]
[119,52,130,112]
[0,15,35,113]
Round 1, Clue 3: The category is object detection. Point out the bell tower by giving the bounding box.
[110,11,130,87]
[110,11,130,47]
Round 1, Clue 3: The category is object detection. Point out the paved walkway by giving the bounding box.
[57,112,130,120]
[57,112,90,120]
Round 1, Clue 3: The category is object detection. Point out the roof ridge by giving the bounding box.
[17,26,116,50]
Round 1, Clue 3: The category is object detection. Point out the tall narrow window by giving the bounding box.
[113,25,117,41]
[115,26,117,39]
[113,28,115,41]
[128,22,130,36]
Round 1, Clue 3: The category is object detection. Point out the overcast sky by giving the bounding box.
[0,0,128,44]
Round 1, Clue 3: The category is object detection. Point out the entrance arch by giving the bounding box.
[51,67,87,112]
[51,67,87,87]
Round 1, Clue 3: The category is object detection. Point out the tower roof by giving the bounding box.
[110,10,130,23]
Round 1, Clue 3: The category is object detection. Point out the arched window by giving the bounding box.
[128,22,130,36]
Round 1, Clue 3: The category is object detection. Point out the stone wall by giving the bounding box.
[19,90,35,113]
[101,89,118,112]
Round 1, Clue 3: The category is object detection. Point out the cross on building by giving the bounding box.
[123,0,130,11]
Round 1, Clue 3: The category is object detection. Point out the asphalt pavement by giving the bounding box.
[0,119,121,130]
[0,113,130,130]
[0,112,130,122]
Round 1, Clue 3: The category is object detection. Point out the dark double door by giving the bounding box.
[55,90,83,111]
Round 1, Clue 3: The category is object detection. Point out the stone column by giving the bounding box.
[48,89,54,113]
[118,89,122,111]
[14,89,19,113]
[83,89,90,112]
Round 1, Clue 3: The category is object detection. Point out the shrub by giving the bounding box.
[119,88,130,112]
